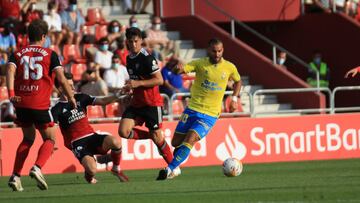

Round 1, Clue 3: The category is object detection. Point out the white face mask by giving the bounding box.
[278,58,286,65]
[153,24,161,30]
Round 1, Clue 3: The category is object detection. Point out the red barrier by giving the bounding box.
[1,113,360,176]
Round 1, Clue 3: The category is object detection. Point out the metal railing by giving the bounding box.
[331,86,360,113]
[168,91,252,121]
[252,87,331,116]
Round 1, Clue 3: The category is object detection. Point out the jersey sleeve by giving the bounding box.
[79,93,96,107]
[144,55,160,75]
[184,59,199,73]
[49,51,62,72]
[230,63,241,82]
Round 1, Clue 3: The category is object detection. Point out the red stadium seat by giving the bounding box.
[87,105,105,118]
[63,44,82,64]
[224,96,243,113]
[95,24,108,40]
[172,100,184,115]
[70,63,87,82]
[49,45,61,56]
[86,8,102,25]
[0,86,8,100]
[106,102,120,117]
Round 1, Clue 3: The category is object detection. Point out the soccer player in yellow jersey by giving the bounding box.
[157,38,242,180]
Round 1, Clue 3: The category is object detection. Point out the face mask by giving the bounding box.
[31,4,36,11]
[278,58,286,65]
[130,22,138,28]
[314,57,321,64]
[153,24,161,30]
[112,63,120,69]
[112,26,120,33]
[100,44,109,51]
[69,4,77,11]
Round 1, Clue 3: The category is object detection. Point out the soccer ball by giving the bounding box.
[222,158,243,177]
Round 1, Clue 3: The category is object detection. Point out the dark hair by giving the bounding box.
[48,2,56,10]
[107,20,121,33]
[112,54,120,60]
[98,37,109,44]
[69,0,77,5]
[55,72,73,88]
[28,19,48,42]
[208,38,223,47]
[125,27,142,39]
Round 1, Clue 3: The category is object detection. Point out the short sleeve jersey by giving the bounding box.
[8,45,62,110]
[184,57,241,117]
[126,48,163,107]
[51,93,96,149]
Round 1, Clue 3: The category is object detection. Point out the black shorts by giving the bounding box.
[15,108,54,129]
[71,133,108,161]
[122,106,163,130]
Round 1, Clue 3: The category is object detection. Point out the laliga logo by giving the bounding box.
[216,125,247,161]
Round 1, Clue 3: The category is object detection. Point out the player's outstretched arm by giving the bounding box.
[345,67,360,78]
[6,63,21,103]
[93,94,119,105]
[229,80,242,113]
[55,68,76,108]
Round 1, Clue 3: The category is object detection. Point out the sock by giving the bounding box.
[111,148,122,167]
[35,139,55,168]
[128,128,150,139]
[168,142,192,171]
[12,139,33,175]
[156,139,173,164]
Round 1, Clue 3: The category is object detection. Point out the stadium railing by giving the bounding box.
[252,87,332,117]
[331,86,360,113]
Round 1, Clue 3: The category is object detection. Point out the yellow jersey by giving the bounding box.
[184,57,241,117]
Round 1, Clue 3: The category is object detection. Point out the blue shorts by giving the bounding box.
[175,108,217,139]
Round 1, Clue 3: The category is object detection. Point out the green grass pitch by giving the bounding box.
[1,159,360,203]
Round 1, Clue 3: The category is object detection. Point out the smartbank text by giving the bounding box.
[251,123,360,155]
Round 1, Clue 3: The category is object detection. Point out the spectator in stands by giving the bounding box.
[276,51,288,69]
[162,40,179,61]
[107,20,125,50]
[145,16,169,51]
[79,61,108,96]
[94,37,113,75]
[103,55,129,94]
[160,57,189,97]
[0,23,17,54]
[21,0,43,27]
[310,0,333,12]
[115,37,128,66]
[307,51,330,87]
[60,0,85,45]
[0,0,21,23]
[43,2,63,46]
[129,15,139,28]
[52,0,69,13]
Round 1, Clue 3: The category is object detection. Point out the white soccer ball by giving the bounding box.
[222,158,243,177]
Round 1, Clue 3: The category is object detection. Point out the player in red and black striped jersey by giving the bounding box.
[118,27,174,166]
[6,19,76,192]
[51,73,128,184]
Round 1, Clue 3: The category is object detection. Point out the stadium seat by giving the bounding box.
[224,96,244,113]
[105,102,120,117]
[49,45,61,56]
[86,8,103,25]
[95,24,108,40]
[172,100,184,115]
[0,86,8,100]
[62,44,82,64]
[70,63,87,82]
[87,105,105,119]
